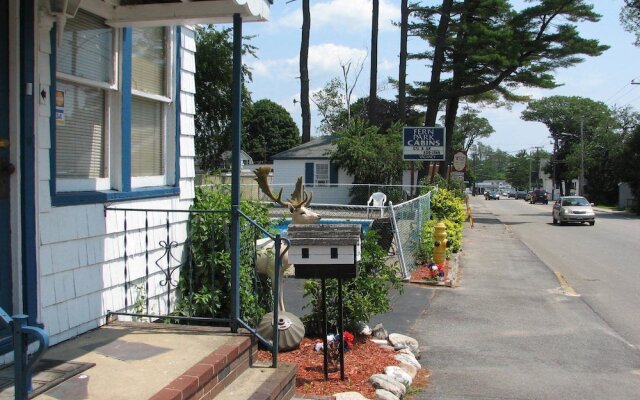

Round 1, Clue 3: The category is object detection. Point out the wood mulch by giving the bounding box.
[257,336,430,398]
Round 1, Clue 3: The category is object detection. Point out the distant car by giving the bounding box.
[552,196,596,225]
[507,191,516,198]
[485,191,500,200]
[515,191,527,199]
[530,189,549,204]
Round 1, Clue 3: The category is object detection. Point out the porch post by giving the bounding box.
[230,13,242,332]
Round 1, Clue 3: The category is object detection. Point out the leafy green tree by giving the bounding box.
[506,150,531,190]
[329,119,405,185]
[521,96,620,201]
[409,0,608,180]
[620,0,640,46]
[619,124,640,214]
[242,99,300,163]
[312,78,346,135]
[442,108,494,152]
[194,26,254,172]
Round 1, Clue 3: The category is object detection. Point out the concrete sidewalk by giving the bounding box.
[409,196,640,399]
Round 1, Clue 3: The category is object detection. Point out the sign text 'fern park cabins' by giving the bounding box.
[403,127,446,161]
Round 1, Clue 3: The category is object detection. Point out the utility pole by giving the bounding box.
[579,118,584,197]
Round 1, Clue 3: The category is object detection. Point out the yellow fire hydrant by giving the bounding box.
[433,221,448,265]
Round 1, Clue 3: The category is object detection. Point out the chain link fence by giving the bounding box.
[260,188,433,280]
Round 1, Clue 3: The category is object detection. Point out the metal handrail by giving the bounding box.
[0,307,49,400]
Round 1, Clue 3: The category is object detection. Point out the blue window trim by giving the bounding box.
[50,24,182,207]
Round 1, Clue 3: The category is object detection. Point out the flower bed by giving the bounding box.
[410,261,449,284]
[257,336,399,398]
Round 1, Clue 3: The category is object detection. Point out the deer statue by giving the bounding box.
[254,166,321,311]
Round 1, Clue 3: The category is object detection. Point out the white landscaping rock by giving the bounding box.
[384,365,413,387]
[372,324,389,340]
[394,353,421,370]
[375,389,400,400]
[369,374,406,398]
[370,339,389,346]
[396,348,414,357]
[398,362,417,379]
[334,391,370,400]
[388,333,420,357]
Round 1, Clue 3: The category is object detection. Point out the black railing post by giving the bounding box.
[271,234,282,367]
[230,13,243,332]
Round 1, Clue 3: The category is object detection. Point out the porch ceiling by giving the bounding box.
[83,0,271,27]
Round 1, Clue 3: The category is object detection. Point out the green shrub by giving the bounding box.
[415,182,467,263]
[174,185,273,326]
[301,231,404,336]
[430,188,467,226]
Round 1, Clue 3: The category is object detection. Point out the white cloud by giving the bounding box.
[249,43,368,80]
[309,43,368,74]
[276,0,399,33]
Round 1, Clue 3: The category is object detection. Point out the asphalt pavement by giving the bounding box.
[285,195,640,399]
[413,196,640,399]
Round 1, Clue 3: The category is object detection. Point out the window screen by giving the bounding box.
[131,97,164,177]
[57,10,113,83]
[55,82,107,178]
[132,27,166,96]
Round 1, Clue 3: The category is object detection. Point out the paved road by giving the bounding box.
[484,196,640,349]
[413,196,640,399]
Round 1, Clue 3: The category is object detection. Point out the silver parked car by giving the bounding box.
[552,196,596,226]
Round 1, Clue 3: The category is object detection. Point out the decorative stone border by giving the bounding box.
[333,326,422,400]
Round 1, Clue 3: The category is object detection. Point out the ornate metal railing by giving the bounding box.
[103,206,287,366]
[0,307,49,400]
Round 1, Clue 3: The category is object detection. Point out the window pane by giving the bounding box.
[132,97,164,177]
[57,10,113,83]
[56,82,107,178]
[132,27,166,95]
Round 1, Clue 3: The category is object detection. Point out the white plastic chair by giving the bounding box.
[367,192,387,218]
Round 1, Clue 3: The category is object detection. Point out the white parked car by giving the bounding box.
[552,196,596,226]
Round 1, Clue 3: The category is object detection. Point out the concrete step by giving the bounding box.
[214,362,297,400]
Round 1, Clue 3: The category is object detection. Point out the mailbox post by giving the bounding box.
[288,224,362,380]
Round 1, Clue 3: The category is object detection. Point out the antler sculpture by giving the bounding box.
[254,166,313,212]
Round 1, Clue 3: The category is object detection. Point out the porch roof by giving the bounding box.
[71,0,272,27]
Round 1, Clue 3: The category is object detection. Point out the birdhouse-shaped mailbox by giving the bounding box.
[288,224,362,279]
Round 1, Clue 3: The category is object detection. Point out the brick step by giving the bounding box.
[149,334,296,400]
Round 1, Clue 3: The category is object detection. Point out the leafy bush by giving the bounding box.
[416,184,467,263]
[174,185,273,326]
[301,231,404,336]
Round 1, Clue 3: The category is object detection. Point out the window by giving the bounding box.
[315,163,329,186]
[131,27,171,186]
[55,10,114,191]
[53,10,178,201]
[305,162,338,188]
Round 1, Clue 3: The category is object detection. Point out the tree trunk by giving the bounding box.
[300,0,311,143]
[369,0,379,125]
[418,0,453,182]
[398,0,409,123]
[440,97,460,176]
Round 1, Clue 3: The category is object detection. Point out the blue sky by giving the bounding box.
[241,0,640,154]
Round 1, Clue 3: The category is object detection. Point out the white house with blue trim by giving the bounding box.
[271,135,421,205]
[1,0,271,358]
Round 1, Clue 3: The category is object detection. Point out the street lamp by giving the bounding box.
[560,119,584,196]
